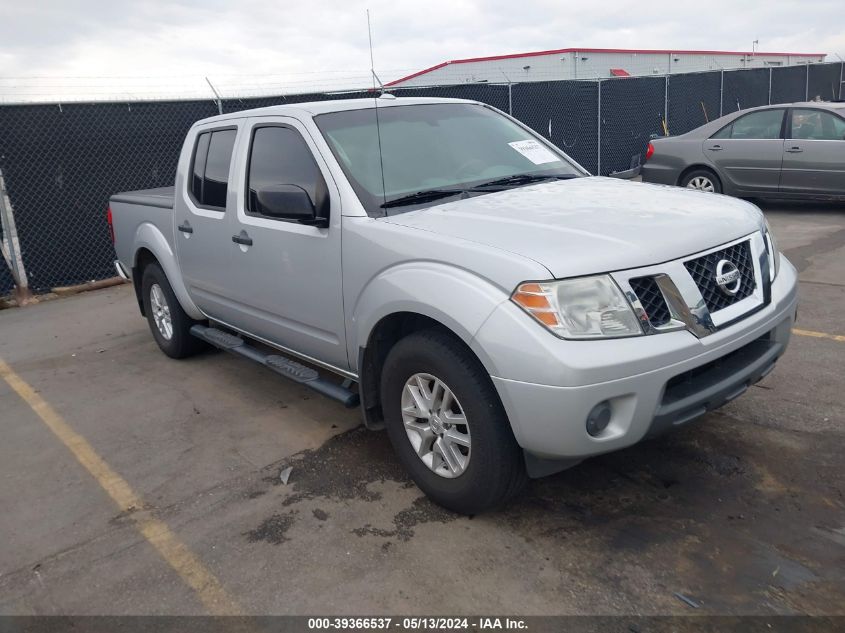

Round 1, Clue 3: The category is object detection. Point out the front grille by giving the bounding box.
[684,240,755,313]
[629,276,671,327]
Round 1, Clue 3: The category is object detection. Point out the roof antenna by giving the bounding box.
[367,9,388,212]
[367,10,384,95]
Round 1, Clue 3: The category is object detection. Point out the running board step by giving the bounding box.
[201,327,244,350]
[265,355,318,383]
[190,325,359,408]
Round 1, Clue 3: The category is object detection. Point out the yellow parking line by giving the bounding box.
[793,328,845,343]
[0,358,243,616]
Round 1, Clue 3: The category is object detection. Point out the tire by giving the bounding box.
[141,262,207,359]
[680,168,722,193]
[380,329,527,514]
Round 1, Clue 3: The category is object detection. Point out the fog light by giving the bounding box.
[586,401,612,437]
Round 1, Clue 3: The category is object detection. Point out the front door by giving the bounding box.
[780,108,845,196]
[174,123,242,324]
[703,108,786,193]
[224,116,348,370]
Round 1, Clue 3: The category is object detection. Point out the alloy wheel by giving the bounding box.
[150,283,173,340]
[687,176,715,192]
[401,373,471,478]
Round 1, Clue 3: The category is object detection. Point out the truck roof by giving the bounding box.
[193,96,481,126]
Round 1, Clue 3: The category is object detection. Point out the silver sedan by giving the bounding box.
[641,102,845,200]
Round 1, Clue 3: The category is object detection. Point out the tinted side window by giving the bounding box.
[791,109,845,140]
[713,109,784,140]
[191,132,210,201]
[202,129,237,208]
[247,126,328,217]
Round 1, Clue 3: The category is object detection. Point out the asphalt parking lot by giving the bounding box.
[1,201,844,616]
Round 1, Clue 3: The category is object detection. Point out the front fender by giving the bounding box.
[351,261,509,375]
[133,222,203,320]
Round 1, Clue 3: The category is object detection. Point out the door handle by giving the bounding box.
[785,146,803,153]
[232,232,253,246]
[177,222,193,234]
[707,145,723,151]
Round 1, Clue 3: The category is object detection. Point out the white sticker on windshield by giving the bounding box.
[508,140,559,165]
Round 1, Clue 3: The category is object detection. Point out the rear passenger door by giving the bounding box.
[780,108,845,196]
[175,123,241,323]
[702,108,786,193]
[225,117,348,370]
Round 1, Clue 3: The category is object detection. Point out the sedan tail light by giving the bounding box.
[645,141,655,161]
[106,206,115,244]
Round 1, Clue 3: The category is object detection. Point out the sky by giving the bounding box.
[0,0,843,102]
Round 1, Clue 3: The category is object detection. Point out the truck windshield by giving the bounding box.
[314,103,583,216]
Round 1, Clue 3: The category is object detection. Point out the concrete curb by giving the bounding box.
[0,276,129,310]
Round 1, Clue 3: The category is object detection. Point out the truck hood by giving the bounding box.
[383,177,763,278]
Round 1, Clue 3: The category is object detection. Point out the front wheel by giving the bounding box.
[380,329,527,514]
[680,169,722,193]
[141,262,207,359]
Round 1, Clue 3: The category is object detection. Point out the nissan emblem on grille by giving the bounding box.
[715,259,741,296]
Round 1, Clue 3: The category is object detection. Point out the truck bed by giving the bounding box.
[111,186,175,209]
[110,186,176,274]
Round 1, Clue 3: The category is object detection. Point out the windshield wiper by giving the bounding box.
[469,173,577,190]
[379,174,578,209]
[380,188,466,209]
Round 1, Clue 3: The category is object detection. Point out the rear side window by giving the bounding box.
[247,126,329,218]
[712,109,785,140]
[190,128,237,209]
[191,133,210,201]
[790,109,845,140]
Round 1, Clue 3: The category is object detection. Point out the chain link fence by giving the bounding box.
[1,62,842,297]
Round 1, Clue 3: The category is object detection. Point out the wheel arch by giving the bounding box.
[131,222,203,320]
[132,247,157,315]
[351,263,511,430]
[678,163,723,190]
[357,310,500,432]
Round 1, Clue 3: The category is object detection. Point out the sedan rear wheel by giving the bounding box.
[681,169,722,194]
[688,176,715,192]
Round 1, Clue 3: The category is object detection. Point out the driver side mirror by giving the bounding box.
[254,184,328,227]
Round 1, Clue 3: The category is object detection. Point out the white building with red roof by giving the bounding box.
[386,48,827,86]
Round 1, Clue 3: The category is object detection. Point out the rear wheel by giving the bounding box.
[681,168,722,193]
[380,329,527,514]
[141,262,207,359]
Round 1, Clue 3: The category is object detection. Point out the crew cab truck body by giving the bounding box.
[110,96,798,514]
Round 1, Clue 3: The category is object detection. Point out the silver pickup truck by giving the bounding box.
[110,96,798,514]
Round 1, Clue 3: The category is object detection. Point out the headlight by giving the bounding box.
[763,220,780,281]
[511,275,643,339]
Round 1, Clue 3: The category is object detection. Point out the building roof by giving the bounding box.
[385,47,827,86]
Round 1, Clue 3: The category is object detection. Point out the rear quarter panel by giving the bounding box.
[110,199,203,319]
[642,136,711,187]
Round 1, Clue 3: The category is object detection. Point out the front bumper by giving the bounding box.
[471,255,798,461]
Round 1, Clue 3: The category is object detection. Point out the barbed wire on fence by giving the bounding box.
[0,61,842,297]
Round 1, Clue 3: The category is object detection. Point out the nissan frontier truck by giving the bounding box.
[109,96,798,514]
